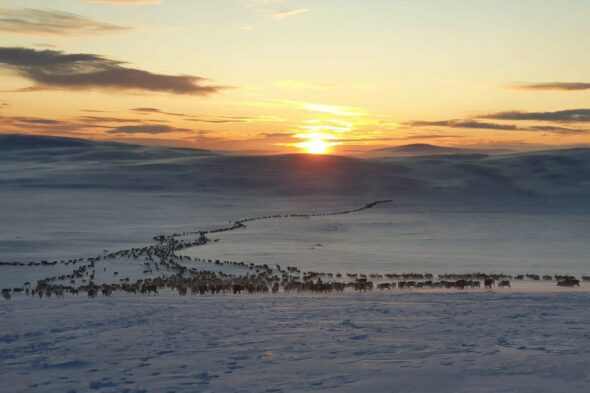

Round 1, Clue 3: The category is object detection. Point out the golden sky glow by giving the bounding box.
[1,0,590,154]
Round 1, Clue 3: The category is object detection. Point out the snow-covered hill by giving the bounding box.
[2,134,590,207]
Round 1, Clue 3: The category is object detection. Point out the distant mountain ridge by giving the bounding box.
[2,134,590,208]
[0,133,211,152]
[369,143,511,157]
[374,143,465,154]
[0,133,217,160]
[0,134,93,149]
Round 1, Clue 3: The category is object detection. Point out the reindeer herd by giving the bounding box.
[1,200,587,301]
[2,254,586,301]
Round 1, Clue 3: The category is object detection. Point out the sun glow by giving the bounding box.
[297,136,331,154]
[306,138,329,154]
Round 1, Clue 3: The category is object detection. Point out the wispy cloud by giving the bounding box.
[0,47,230,95]
[482,109,590,123]
[185,115,280,124]
[0,115,89,135]
[130,107,281,123]
[528,125,587,134]
[408,116,588,134]
[0,7,128,35]
[107,124,188,134]
[273,8,309,19]
[0,114,193,139]
[8,116,62,125]
[131,107,186,117]
[79,115,167,124]
[407,120,518,131]
[511,82,590,91]
[303,103,365,117]
[245,99,366,117]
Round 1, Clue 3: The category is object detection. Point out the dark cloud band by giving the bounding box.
[513,82,590,91]
[107,125,189,134]
[408,116,588,134]
[0,47,229,95]
[482,109,590,123]
[407,120,518,131]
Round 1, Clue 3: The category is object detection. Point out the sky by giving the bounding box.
[1,0,590,154]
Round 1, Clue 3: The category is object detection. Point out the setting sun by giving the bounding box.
[306,138,329,154]
[298,137,330,154]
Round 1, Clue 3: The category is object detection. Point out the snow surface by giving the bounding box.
[2,292,590,393]
[2,188,590,279]
[185,207,590,276]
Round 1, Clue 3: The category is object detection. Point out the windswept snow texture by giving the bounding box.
[1,293,590,393]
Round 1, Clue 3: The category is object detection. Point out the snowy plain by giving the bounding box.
[2,135,590,392]
[2,293,590,393]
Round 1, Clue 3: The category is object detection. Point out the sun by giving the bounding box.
[296,136,332,154]
[293,133,338,154]
[302,137,329,154]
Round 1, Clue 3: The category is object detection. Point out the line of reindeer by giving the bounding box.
[2,264,586,300]
[1,199,586,300]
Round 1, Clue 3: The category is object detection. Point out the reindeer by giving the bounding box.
[498,280,511,288]
[141,283,159,295]
[557,278,580,287]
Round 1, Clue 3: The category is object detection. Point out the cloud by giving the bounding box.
[185,115,280,124]
[0,115,85,135]
[259,132,295,139]
[131,107,186,117]
[131,107,164,113]
[79,115,166,124]
[401,134,464,140]
[528,125,587,134]
[273,8,309,19]
[245,99,366,117]
[0,7,128,35]
[130,107,281,124]
[407,120,518,131]
[0,114,191,139]
[512,82,590,91]
[0,47,229,95]
[130,106,223,120]
[407,117,588,134]
[9,117,61,125]
[482,109,590,123]
[107,124,189,134]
